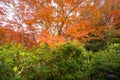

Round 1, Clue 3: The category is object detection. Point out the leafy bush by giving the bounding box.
[50,42,92,79]
[91,43,120,79]
[0,42,120,80]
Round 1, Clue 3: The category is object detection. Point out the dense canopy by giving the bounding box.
[0,0,120,47]
[0,0,120,80]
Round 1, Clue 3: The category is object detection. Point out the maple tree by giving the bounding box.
[0,0,120,79]
[0,27,36,47]
[0,0,120,46]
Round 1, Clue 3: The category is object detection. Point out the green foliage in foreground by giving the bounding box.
[0,42,120,80]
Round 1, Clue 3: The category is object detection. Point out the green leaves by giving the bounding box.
[91,43,120,79]
[0,42,120,80]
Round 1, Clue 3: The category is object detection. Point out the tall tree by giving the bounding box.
[0,0,120,46]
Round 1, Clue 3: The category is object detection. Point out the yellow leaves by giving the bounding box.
[13,66,18,72]
[19,52,25,56]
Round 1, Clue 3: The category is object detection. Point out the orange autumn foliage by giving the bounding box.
[0,27,21,44]
[0,27,36,47]
[0,0,119,47]
[66,20,95,43]
[37,30,66,46]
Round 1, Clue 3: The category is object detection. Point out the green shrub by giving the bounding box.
[91,43,120,79]
[0,42,120,80]
[49,42,92,79]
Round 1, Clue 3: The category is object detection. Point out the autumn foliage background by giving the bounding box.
[0,0,119,47]
[0,0,120,80]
